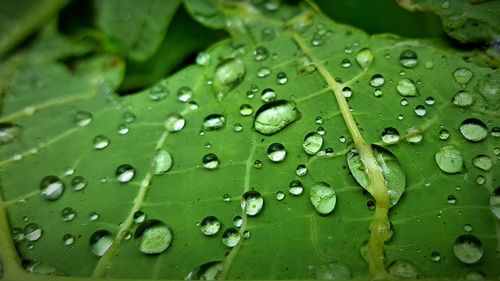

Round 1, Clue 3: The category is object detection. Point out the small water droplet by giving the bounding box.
[253,46,269,61]
[490,127,500,137]
[253,100,300,135]
[296,164,307,176]
[342,87,352,98]
[387,259,419,278]
[257,67,271,78]
[149,82,168,101]
[93,135,109,150]
[116,164,135,183]
[435,145,463,174]
[472,155,492,171]
[405,127,423,144]
[63,234,74,246]
[370,74,384,87]
[177,87,193,103]
[71,176,87,191]
[233,123,243,132]
[340,59,351,68]
[241,191,264,216]
[373,88,383,97]
[491,187,500,219]
[89,212,99,221]
[186,261,223,280]
[400,99,409,106]
[399,49,418,68]
[289,180,304,195]
[438,128,450,140]
[196,52,211,66]
[164,113,185,132]
[453,67,473,84]
[414,105,426,116]
[213,59,246,95]
[424,61,434,69]
[12,227,24,241]
[397,78,418,97]
[275,191,285,201]
[425,96,435,105]
[73,111,92,127]
[253,160,263,169]
[203,114,226,131]
[459,118,488,142]
[133,211,146,224]
[267,143,286,162]
[117,124,129,135]
[87,230,114,257]
[464,224,473,232]
[430,251,441,262]
[317,127,325,135]
[0,123,22,145]
[447,195,457,204]
[202,153,219,170]
[453,234,483,264]
[276,72,288,84]
[239,104,253,116]
[61,207,76,221]
[122,112,136,124]
[242,230,251,239]
[303,132,323,155]
[40,176,65,201]
[261,88,277,103]
[153,150,173,175]
[200,216,221,236]
[381,127,400,144]
[356,48,373,69]
[24,223,42,241]
[222,228,240,247]
[135,219,172,254]
[309,182,336,215]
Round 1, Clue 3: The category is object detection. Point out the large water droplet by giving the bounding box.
[222,228,240,247]
[253,100,300,135]
[303,132,323,155]
[381,127,400,144]
[399,49,418,68]
[213,59,246,95]
[203,114,226,131]
[397,78,418,97]
[459,118,488,142]
[73,111,92,127]
[387,259,419,278]
[356,48,373,69]
[200,216,221,236]
[289,180,304,195]
[453,67,473,84]
[267,143,286,162]
[453,234,483,264]
[153,150,172,175]
[116,164,135,183]
[186,261,223,280]
[40,176,65,201]
[241,191,263,216]
[472,155,492,171]
[370,74,384,87]
[347,145,406,207]
[135,219,172,255]
[435,145,463,174]
[24,223,42,241]
[202,153,219,170]
[89,230,113,257]
[164,113,185,132]
[0,123,22,145]
[309,182,336,215]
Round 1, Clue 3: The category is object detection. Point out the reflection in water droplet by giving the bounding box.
[435,145,463,174]
[117,124,129,135]
[133,211,146,223]
[63,234,74,246]
[253,100,300,135]
[89,230,113,257]
[93,135,109,150]
[370,74,385,87]
[399,49,418,68]
[491,127,500,137]
[289,180,304,195]
[296,164,307,176]
[71,176,87,191]
[122,112,136,124]
[373,88,383,97]
[453,67,473,84]
[459,118,488,142]
[425,96,435,105]
[453,234,483,264]
[381,127,400,144]
[438,128,450,140]
[267,143,286,162]
[200,216,221,236]
[275,191,285,201]
[239,104,253,116]
[24,223,42,241]
[61,207,76,221]
[233,123,243,132]
[185,261,223,280]
[202,153,219,170]
[387,259,419,278]
[241,191,264,216]
[73,111,92,127]
[40,176,65,201]
[116,164,135,183]
[472,155,492,171]
[135,219,172,254]
[276,72,288,85]
[400,99,409,106]
[356,48,373,69]
[253,46,269,61]
[261,88,277,103]
[397,79,418,97]
[414,105,426,116]
[153,150,173,175]
[0,123,22,145]
[222,228,240,247]
[233,216,243,228]
[309,182,336,215]
[430,251,441,262]
[490,187,500,219]
[342,87,352,98]
[164,113,185,132]
[303,132,323,155]
[203,114,226,131]
[177,87,193,103]
[340,59,351,68]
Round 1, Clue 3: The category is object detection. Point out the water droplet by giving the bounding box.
[340,59,351,68]
[435,145,463,174]
[453,234,483,264]
[309,182,336,215]
[261,88,277,103]
[253,100,300,135]
[24,223,42,241]
[339,136,346,143]
[153,150,172,174]
[399,49,418,68]
[253,160,263,169]
[430,251,441,262]
[0,123,22,145]
[276,72,288,84]
[116,164,135,183]
[25,261,65,275]
[314,262,352,280]
[459,118,488,142]
[222,228,240,247]
[117,124,129,135]
[405,127,423,144]
[133,211,146,224]
[71,176,87,191]
[491,187,500,219]
[317,127,325,135]
[164,113,185,132]
[200,216,221,236]
[397,78,418,97]
[400,99,409,106]
[303,132,323,155]
[464,224,473,232]
[122,112,136,124]
[296,164,307,176]
[381,127,400,144]
[373,88,383,97]
[239,104,253,116]
[267,143,286,162]
[424,61,434,69]
[177,87,193,103]
[93,135,109,150]
[465,271,486,280]
[196,52,211,66]
[188,101,199,110]
[342,87,352,98]
[257,67,271,78]
[347,145,406,207]
[12,227,24,241]
[253,47,269,61]
[73,111,92,127]
[491,127,500,137]
[89,230,113,257]
[275,191,285,201]
[356,48,373,69]
[472,155,492,171]
[233,123,243,132]
[203,114,226,131]
[135,219,172,254]
[447,195,457,204]
[370,74,384,87]
[289,180,304,195]
[414,105,426,116]
[61,207,76,221]
[213,59,246,94]
[242,230,251,239]
[453,67,473,84]
[297,55,316,74]
[315,116,323,125]
[476,175,485,185]
[149,82,168,101]
[438,128,450,140]
[202,153,219,170]
[89,212,99,221]
[40,176,65,201]
[387,259,419,278]
[63,234,74,246]
[185,261,223,280]
[241,191,263,216]
[425,97,435,106]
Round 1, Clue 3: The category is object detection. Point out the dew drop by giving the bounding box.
[222,228,240,247]
[153,150,173,175]
[93,135,109,150]
[116,164,135,183]
[296,164,307,176]
[303,132,323,155]
[275,191,285,201]
[149,82,168,101]
[12,227,24,241]
[63,234,74,246]
[213,59,246,94]
[202,153,219,170]
[261,88,277,102]
[0,123,22,145]
[89,230,113,257]
[61,207,76,221]
[185,261,223,280]
[464,224,473,232]
[276,72,288,84]
[267,143,286,162]
[164,113,185,132]
[435,145,463,173]
[253,46,269,61]
[453,67,473,84]
[387,259,419,278]
[373,88,383,97]
[342,87,352,98]
[381,127,400,144]
[239,104,253,116]
[253,160,263,169]
[203,114,226,131]
[340,59,351,68]
[397,78,418,97]
[438,128,450,140]
[233,123,243,132]
[40,176,65,201]
[309,182,336,215]
[289,180,304,195]
[370,74,384,87]
[459,118,488,142]
[453,234,483,264]
[473,155,492,171]
[399,49,418,68]
[490,187,500,219]
[253,100,300,135]
[196,52,211,66]
[356,48,373,69]
[177,87,193,103]
[24,223,42,241]
[135,219,172,254]
[491,127,500,137]
[233,216,243,228]
[414,105,426,116]
[117,124,129,135]
[89,212,99,221]
[405,126,423,144]
[71,176,87,191]
[73,111,92,127]
[241,191,263,216]
[400,99,409,106]
[257,67,271,78]
[430,251,441,262]
[447,195,457,204]
[200,216,221,236]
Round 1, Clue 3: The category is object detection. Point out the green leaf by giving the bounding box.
[1,1,499,281]
[95,0,182,62]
